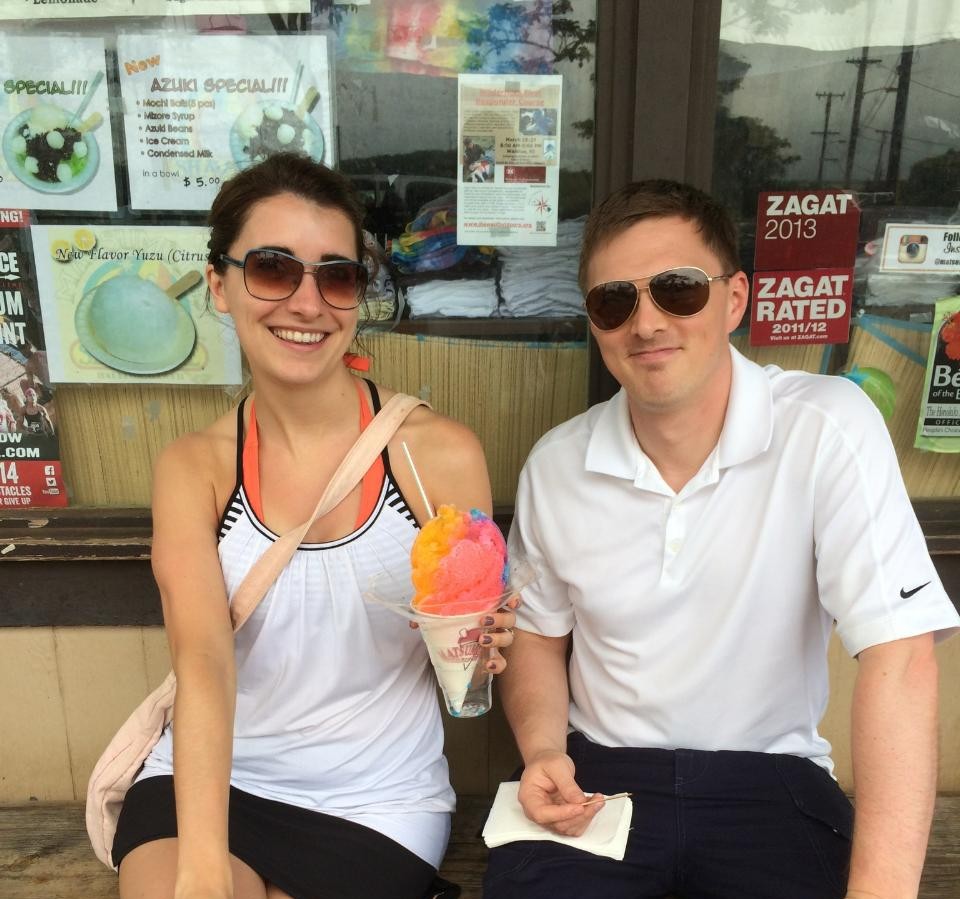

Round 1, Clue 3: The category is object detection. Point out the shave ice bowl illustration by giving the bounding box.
[3,104,102,194]
[230,86,324,168]
[74,264,202,375]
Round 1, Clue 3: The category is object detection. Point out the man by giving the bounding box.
[484,180,959,899]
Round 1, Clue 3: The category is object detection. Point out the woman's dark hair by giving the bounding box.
[207,153,367,272]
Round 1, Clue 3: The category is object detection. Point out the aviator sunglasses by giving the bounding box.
[585,266,736,331]
[220,248,368,308]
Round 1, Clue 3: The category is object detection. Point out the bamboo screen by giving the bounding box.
[54,335,588,507]
[53,327,955,508]
[363,332,589,504]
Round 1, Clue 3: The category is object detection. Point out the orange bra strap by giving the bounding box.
[242,398,264,523]
[355,378,385,527]
[241,382,385,531]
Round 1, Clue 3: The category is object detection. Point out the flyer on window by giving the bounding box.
[0,35,117,212]
[0,1,308,20]
[916,294,960,452]
[456,73,562,247]
[31,224,241,386]
[0,209,69,507]
[117,33,333,211]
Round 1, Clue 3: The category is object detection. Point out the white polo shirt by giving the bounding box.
[513,346,958,771]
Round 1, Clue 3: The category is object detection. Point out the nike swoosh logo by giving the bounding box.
[900,582,931,599]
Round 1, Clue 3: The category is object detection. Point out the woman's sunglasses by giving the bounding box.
[585,266,736,331]
[220,248,368,308]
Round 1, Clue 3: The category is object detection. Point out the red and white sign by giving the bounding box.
[750,268,853,346]
[754,190,860,271]
[0,460,67,508]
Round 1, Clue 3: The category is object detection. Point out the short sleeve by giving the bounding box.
[509,454,576,638]
[811,382,959,656]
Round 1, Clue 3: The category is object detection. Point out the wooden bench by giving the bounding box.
[2,796,958,898]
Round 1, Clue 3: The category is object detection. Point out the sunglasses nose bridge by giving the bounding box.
[628,280,672,330]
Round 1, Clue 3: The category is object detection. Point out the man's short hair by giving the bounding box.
[578,179,740,291]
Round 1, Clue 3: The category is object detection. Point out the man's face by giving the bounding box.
[24,388,37,404]
[585,215,748,418]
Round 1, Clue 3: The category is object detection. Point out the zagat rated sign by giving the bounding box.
[749,268,853,346]
[754,190,860,271]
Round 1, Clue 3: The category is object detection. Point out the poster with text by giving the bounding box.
[916,295,960,452]
[457,73,562,247]
[118,33,333,211]
[32,224,241,385]
[0,35,117,212]
[0,209,69,507]
[0,0,308,20]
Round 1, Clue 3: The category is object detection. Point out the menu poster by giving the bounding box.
[0,35,117,212]
[32,224,241,386]
[118,34,333,211]
[457,73,562,247]
[0,209,68,507]
[0,0,309,19]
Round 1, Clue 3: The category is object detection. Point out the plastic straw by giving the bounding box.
[401,440,434,519]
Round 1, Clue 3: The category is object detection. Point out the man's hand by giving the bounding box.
[517,749,603,836]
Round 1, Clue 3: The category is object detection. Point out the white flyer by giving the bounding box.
[457,73,562,247]
[117,33,334,211]
[879,223,960,273]
[0,35,116,212]
[0,1,308,20]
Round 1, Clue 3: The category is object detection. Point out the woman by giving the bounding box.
[18,386,54,436]
[113,153,516,899]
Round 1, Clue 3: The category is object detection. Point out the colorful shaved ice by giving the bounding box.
[411,505,508,615]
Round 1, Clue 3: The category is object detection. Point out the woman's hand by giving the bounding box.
[481,593,520,674]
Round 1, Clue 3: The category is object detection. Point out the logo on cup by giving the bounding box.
[440,626,482,668]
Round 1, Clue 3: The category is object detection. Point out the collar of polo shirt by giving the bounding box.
[585,345,775,487]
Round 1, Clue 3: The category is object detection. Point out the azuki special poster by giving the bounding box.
[0,209,68,508]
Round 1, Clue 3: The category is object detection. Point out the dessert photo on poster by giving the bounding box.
[30,224,242,386]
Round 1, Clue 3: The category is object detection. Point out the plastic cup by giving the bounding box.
[414,594,509,718]
[363,558,535,718]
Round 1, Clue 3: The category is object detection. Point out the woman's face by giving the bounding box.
[24,388,37,405]
[207,191,363,388]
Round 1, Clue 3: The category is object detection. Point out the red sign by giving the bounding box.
[750,268,853,346]
[0,460,68,508]
[503,165,546,184]
[754,190,860,270]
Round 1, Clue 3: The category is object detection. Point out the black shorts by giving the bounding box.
[114,775,439,899]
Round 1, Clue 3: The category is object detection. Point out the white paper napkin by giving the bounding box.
[481,781,633,861]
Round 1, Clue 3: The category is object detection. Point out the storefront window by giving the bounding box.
[0,1,597,510]
[714,0,960,493]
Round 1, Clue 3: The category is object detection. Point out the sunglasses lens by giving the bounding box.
[316,262,367,309]
[245,250,303,300]
[648,267,710,316]
[585,281,638,330]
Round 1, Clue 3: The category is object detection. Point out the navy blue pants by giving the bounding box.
[483,733,852,899]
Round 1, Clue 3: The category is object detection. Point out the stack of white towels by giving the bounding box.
[406,278,500,318]
[499,217,586,317]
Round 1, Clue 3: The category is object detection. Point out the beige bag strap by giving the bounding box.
[229,392,426,632]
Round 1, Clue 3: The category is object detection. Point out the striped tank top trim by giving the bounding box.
[216,381,418,543]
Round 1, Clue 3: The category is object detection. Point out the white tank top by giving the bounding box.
[140,391,455,866]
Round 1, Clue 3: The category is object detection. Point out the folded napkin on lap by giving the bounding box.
[482,781,633,861]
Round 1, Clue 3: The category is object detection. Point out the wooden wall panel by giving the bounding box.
[0,629,73,802]
[55,628,151,800]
